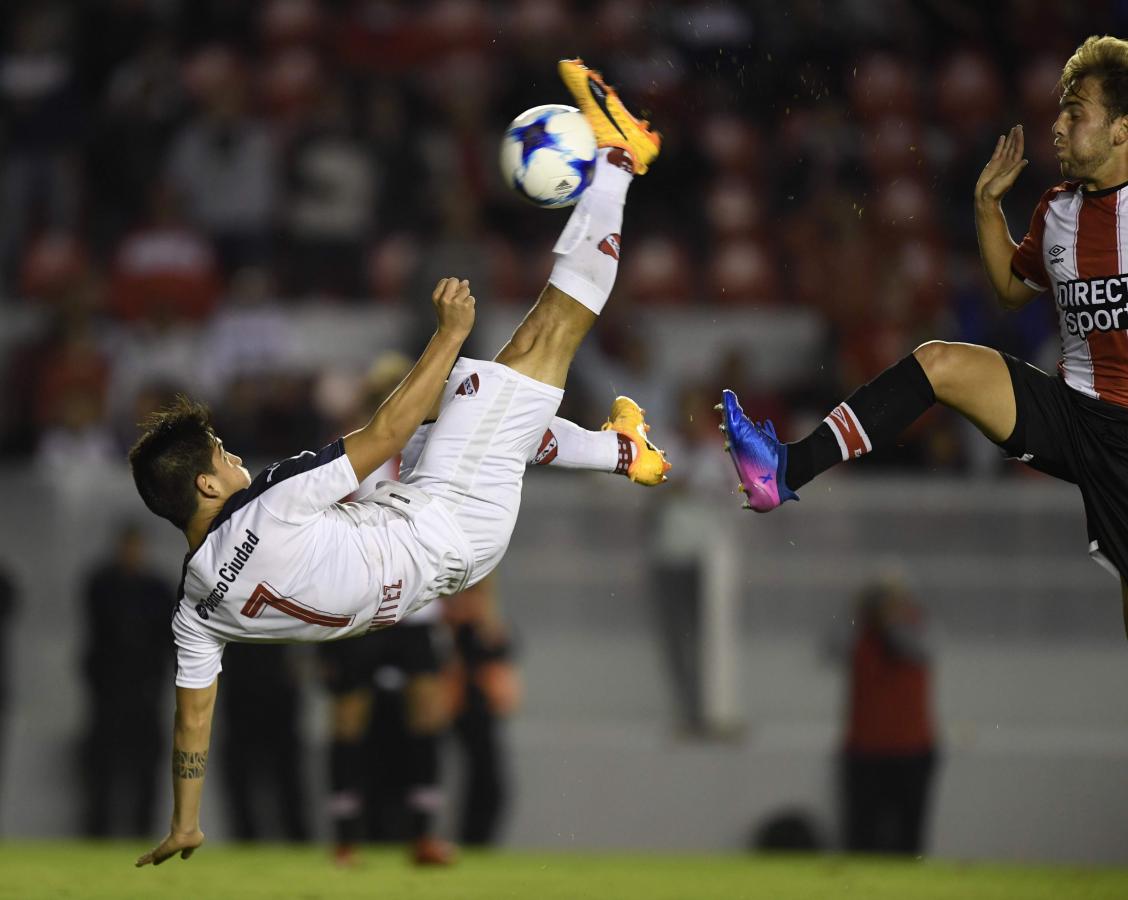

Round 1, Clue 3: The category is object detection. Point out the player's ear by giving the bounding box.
[1114,114,1128,146]
[196,471,221,499]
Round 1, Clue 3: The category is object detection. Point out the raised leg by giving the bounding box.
[913,341,1016,442]
[720,341,1018,511]
[493,285,596,388]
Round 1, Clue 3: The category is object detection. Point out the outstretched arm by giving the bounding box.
[974,125,1040,311]
[345,278,475,483]
[136,680,218,867]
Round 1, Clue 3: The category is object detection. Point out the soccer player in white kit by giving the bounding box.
[131,59,663,867]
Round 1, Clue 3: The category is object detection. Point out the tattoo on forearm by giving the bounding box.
[173,749,208,779]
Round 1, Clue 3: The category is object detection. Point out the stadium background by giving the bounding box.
[0,0,1127,868]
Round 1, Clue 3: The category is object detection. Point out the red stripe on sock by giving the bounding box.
[825,402,870,460]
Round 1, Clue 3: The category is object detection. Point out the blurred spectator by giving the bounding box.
[707,238,781,306]
[404,186,520,355]
[18,231,92,306]
[85,29,186,257]
[217,643,310,842]
[280,85,373,297]
[167,45,278,273]
[108,182,222,322]
[203,266,294,389]
[618,235,695,306]
[31,309,115,476]
[0,562,16,817]
[78,524,173,837]
[826,572,938,856]
[0,5,83,291]
[443,575,520,845]
[35,381,118,478]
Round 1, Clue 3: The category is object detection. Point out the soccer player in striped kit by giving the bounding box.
[130,60,665,868]
[720,36,1128,635]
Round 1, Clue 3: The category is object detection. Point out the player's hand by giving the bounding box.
[975,124,1029,206]
[432,277,476,340]
[135,829,205,867]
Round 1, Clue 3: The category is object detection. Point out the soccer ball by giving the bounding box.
[499,104,597,208]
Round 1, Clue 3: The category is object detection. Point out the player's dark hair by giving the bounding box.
[128,395,216,530]
[1060,36,1128,122]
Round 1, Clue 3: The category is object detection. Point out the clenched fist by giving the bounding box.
[432,277,476,341]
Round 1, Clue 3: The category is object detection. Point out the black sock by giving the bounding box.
[785,354,936,490]
[406,732,442,840]
[328,739,366,845]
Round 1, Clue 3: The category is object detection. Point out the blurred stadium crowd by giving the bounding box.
[0,0,1123,476]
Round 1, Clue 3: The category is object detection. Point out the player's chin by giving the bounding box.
[240,467,252,487]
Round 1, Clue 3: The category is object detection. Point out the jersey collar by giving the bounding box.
[1082,178,1128,198]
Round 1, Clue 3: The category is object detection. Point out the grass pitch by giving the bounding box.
[1,842,1126,900]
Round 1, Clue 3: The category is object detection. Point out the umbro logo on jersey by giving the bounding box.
[598,233,622,260]
[1048,244,1066,265]
[455,373,480,396]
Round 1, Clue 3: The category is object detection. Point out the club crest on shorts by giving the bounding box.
[606,147,634,173]
[598,233,622,260]
[533,429,559,465]
[455,373,480,396]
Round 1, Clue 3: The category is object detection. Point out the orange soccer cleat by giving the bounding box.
[558,58,661,174]
[602,395,671,485]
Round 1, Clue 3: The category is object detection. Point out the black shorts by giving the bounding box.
[999,352,1128,580]
[316,623,447,696]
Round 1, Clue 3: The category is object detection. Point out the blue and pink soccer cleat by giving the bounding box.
[716,389,799,512]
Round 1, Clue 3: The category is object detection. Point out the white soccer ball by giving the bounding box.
[499,104,597,208]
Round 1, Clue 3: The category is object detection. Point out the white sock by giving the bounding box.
[530,417,632,474]
[547,149,633,316]
[401,417,630,480]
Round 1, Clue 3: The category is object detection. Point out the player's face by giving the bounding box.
[1053,76,1119,183]
[211,438,252,495]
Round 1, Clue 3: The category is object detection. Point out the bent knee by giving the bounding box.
[912,340,982,400]
[912,341,955,381]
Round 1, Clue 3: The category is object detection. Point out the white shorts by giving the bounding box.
[403,358,563,588]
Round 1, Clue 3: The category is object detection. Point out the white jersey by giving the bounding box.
[173,357,563,689]
[172,439,469,688]
[346,456,443,627]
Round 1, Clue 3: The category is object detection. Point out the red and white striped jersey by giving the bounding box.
[1012,180,1128,407]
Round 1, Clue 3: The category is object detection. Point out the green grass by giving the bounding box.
[1,843,1126,900]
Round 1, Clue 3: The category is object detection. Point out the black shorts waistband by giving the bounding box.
[1068,385,1128,423]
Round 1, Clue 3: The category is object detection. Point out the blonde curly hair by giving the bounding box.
[1060,35,1128,120]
